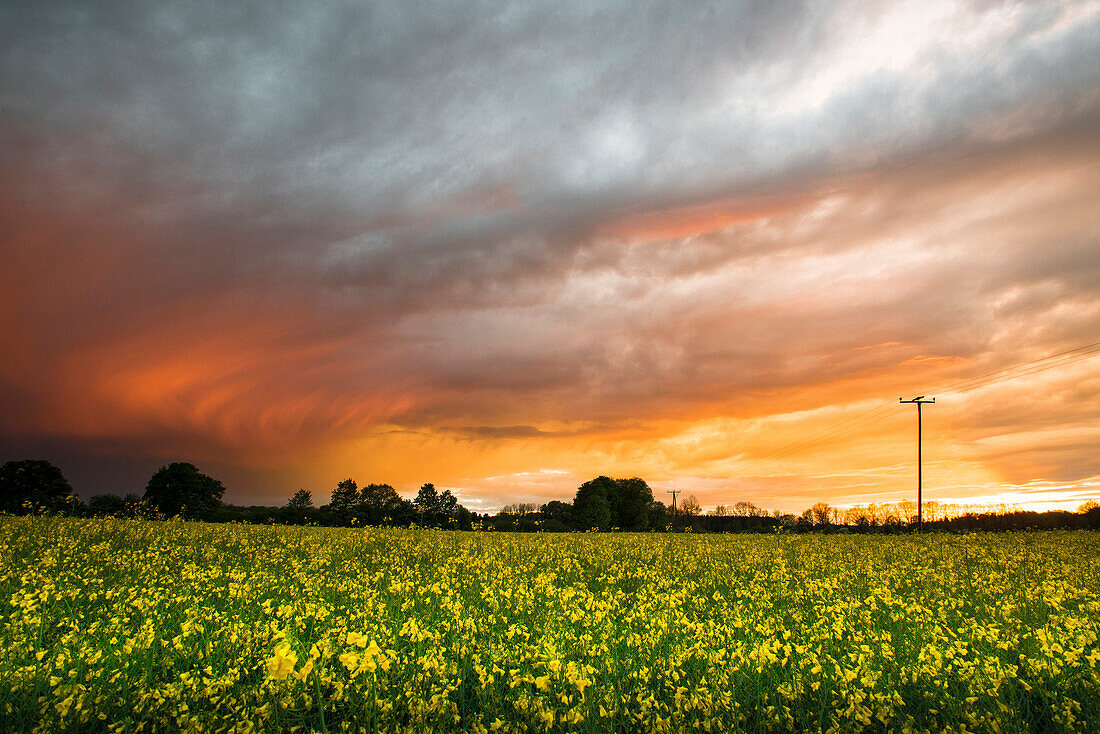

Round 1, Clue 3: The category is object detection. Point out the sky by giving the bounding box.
[2,0,1099,514]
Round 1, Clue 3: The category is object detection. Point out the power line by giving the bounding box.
[737,402,901,473]
[746,402,900,464]
[734,340,1100,475]
[929,341,1100,394]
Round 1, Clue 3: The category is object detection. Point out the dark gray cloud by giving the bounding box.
[5,1,1096,235]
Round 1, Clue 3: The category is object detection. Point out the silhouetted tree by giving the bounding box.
[679,494,701,517]
[778,513,799,529]
[0,459,75,513]
[733,501,767,517]
[281,489,314,524]
[897,500,918,525]
[359,483,415,526]
[501,502,541,514]
[329,478,359,523]
[809,502,834,526]
[413,482,440,525]
[414,483,461,528]
[143,462,225,520]
[286,489,313,510]
[87,493,127,516]
[452,504,474,531]
[647,500,669,529]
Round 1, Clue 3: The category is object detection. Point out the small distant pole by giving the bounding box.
[899,396,935,532]
[666,489,680,528]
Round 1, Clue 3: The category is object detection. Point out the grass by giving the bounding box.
[1,515,1098,732]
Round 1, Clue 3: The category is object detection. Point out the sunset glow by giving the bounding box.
[2,1,1098,513]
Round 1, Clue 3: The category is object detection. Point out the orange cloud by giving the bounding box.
[3,87,1099,513]
[600,193,812,243]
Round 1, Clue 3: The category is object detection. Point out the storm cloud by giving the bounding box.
[2,0,1098,508]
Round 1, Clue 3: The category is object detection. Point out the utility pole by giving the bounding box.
[899,396,935,532]
[666,489,680,528]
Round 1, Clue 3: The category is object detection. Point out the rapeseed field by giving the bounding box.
[1,517,1098,733]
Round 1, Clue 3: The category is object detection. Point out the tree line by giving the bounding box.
[0,460,477,529]
[2,458,1099,533]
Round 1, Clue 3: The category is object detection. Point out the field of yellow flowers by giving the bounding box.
[2,517,1098,733]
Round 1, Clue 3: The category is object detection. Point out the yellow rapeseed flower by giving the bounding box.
[266,644,297,681]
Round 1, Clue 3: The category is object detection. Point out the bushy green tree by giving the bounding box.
[571,476,654,531]
[573,478,612,530]
[614,477,653,530]
[541,500,574,527]
[143,463,224,520]
[0,460,75,513]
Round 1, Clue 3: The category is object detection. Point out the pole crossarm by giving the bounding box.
[666,489,680,526]
[899,396,935,532]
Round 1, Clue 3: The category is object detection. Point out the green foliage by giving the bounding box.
[573,477,612,530]
[572,476,654,531]
[613,477,653,530]
[0,459,74,513]
[541,500,574,527]
[142,462,225,520]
